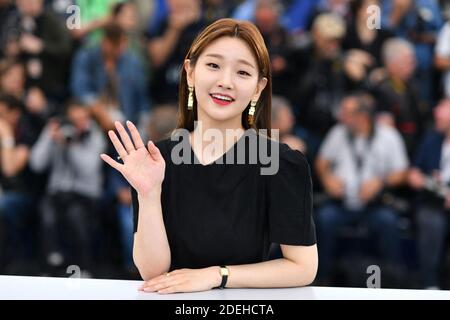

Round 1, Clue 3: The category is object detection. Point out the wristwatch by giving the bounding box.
[218,265,229,289]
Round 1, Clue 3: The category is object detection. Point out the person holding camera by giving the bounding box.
[29,100,106,276]
[0,94,39,271]
[408,98,450,289]
[315,92,409,286]
[71,23,149,133]
[2,0,72,104]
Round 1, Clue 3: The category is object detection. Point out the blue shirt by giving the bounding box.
[413,129,444,174]
[70,46,150,123]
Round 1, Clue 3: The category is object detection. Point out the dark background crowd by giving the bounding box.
[1,0,450,290]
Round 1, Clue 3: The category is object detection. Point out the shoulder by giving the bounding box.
[374,126,406,155]
[259,134,311,178]
[323,124,347,143]
[278,142,309,167]
[375,124,402,142]
[328,124,347,136]
[441,22,450,35]
[420,129,444,149]
[376,125,400,139]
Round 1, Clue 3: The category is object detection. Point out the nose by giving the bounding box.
[217,68,234,90]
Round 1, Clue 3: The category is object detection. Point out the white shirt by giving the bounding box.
[319,124,409,210]
[440,141,450,185]
[435,22,450,98]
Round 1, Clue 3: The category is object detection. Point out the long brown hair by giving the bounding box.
[177,18,272,135]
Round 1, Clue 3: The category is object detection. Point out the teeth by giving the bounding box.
[211,94,232,102]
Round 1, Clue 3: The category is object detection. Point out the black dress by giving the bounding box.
[131,129,316,271]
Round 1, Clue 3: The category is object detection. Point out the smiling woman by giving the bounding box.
[100,18,318,294]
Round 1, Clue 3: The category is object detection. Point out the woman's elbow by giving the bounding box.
[132,250,170,281]
[133,257,169,281]
[296,249,318,286]
[303,259,318,286]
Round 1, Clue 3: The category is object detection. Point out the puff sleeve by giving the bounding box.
[267,144,316,246]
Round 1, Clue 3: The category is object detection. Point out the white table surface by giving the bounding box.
[1,275,450,300]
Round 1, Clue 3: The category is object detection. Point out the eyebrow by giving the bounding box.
[204,53,255,69]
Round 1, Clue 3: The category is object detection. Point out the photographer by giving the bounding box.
[408,98,450,289]
[3,0,72,104]
[315,92,408,286]
[372,38,423,159]
[287,13,348,158]
[382,0,444,111]
[70,23,149,132]
[0,94,38,271]
[29,99,106,276]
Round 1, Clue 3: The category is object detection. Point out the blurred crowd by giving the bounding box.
[1,0,450,289]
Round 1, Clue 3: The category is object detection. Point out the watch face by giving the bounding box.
[221,267,229,276]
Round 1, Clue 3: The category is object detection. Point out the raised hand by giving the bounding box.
[101,121,165,198]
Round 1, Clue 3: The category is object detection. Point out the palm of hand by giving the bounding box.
[101,121,166,197]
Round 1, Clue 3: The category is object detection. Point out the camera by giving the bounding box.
[57,117,77,144]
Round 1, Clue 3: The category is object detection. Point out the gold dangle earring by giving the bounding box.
[248,100,257,125]
[187,86,194,110]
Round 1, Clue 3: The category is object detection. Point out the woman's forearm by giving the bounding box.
[225,245,318,288]
[133,191,171,280]
[147,27,181,68]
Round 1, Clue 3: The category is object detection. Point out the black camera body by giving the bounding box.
[57,117,77,144]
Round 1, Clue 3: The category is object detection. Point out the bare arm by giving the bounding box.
[147,8,200,68]
[315,157,332,182]
[0,121,29,177]
[141,244,318,293]
[147,27,181,68]
[89,101,116,132]
[385,170,407,187]
[435,55,450,71]
[101,120,169,280]
[388,0,412,28]
[133,190,171,280]
[224,244,318,288]
[0,144,29,178]
[70,16,111,40]
[315,157,345,199]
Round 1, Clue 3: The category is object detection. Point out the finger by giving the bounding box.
[126,120,145,149]
[115,121,135,153]
[100,153,124,172]
[108,130,128,160]
[145,273,169,286]
[144,273,182,291]
[145,279,182,293]
[138,280,149,291]
[147,140,163,162]
[158,284,184,294]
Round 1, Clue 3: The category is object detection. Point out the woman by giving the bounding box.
[101,18,318,294]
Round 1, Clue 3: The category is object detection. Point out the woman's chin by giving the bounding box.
[200,109,243,124]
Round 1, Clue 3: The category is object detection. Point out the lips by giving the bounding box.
[209,93,235,107]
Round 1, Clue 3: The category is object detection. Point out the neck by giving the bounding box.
[389,73,407,84]
[191,109,246,156]
[355,120,372,137]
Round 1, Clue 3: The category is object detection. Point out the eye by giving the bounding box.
[206,63,219,69]
[238,70,251,76]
